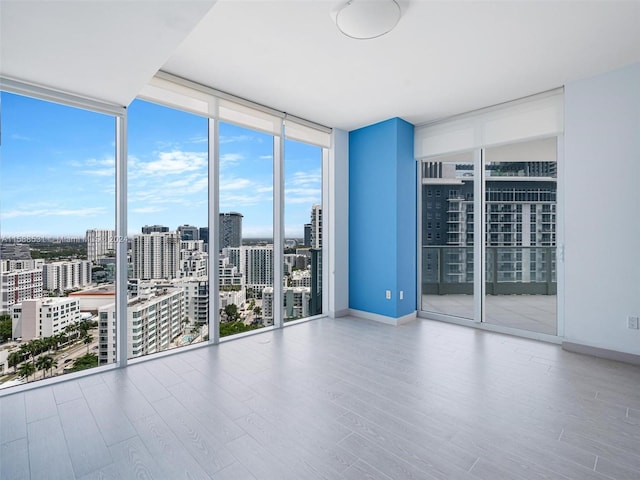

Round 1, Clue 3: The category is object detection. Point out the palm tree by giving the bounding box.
[7,350,22,374]
[36,355,49,379]
[17,361,36,382]
[83,334,93,354]
[36,355,57,378]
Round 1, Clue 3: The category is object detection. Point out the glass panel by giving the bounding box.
[283,139,323,322]
[0,92,115,387]
[127,99,209,358]
[218,122,273,336]
[484,142,557,335]
[421,153,475,320]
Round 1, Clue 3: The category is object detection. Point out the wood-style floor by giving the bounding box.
[2,316,640,480]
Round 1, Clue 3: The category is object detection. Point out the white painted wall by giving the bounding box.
[328,129,349,317]
[564,63,640,355]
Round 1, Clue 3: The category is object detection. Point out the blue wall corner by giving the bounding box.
[349,118,416,319]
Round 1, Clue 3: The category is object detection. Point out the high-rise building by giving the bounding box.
[224,245,273,296]
[42,260,91,292]
[198,227,209,246]
[422,161,556,290]
[177,224,199,241]
[141,225,169,234]
[303,223,311,247]
[310,204,322,249]
[1,268,43,314]
[132,232,181,280]
[86,229,115,263]
[219,212,243,250]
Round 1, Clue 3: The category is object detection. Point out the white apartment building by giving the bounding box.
[290,269,311,288]
[224,246,273,296]
[180,251,208,278]
[97,287,184,364]
[86,229,115,263]
[262,286,310,324]
[1,268,43,314]
[173,278,208,325]
[42,260,91,292]
[11,297,82,341]
[1,259,45,272]
[132,232,181,280]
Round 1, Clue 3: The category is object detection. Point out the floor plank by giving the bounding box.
[1,317,640,480]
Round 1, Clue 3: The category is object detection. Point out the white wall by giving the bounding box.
[328,129,349,317]
[564,63,640,355]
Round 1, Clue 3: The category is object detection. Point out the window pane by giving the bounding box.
[0,92,115,387]
[127,99,209,359]
[484,140,557,335]
[218,122,273,336]
[421,154,474,320]
[283,139,323,322]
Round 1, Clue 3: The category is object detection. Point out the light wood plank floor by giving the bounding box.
[2,317,640,480]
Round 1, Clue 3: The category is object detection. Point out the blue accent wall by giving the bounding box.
[349,117,416,318]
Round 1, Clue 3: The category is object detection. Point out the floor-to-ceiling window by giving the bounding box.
[283,139,323,322]
[127,99,209,359]
[218,121,274,336]
[0,90,118,386]
[417,90,563,338]
[0,74,329,392]
[483,138,557,334]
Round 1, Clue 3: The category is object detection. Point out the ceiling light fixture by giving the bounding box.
[332,0,402,40]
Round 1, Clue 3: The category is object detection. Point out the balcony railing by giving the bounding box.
[423,246,556,295]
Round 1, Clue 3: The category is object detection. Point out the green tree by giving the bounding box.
[0,315,12,343]
[223,304,241,322]
[70,353,98,372]
[8,351,22,373]
[36,355,56,379]
[253,306,262,316]
[219,321,259,337]
[17,361,36,382]
[83,334,93,354]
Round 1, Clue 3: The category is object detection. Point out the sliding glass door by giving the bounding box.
[420,138,558,336]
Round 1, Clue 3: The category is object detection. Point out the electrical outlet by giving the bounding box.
[385,290,391,300]
[628,316,639,330]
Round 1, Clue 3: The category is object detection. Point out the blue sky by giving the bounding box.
[1,93,321,238]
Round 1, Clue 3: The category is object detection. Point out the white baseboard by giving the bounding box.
[348,309,417,326]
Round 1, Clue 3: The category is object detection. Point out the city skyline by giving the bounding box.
[0,93,322,238]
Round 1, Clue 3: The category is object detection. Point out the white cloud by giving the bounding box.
[220,135,252,144]
[136,151,207,177]
[220,153,244,166]
[1,206,107,220]
[10,133,32,141]
[259,155,273,160]
[131,206,165,214]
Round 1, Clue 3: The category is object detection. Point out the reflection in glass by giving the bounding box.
[421,155,475,320]
[484,146,557,335]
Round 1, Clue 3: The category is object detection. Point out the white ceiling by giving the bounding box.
[0,0,216,107]
[164,0,640,130]
[2,1,639,131]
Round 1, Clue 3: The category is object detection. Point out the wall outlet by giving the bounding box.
[628,316,639,329]
[385,290,391,300]
[399,290,404,300]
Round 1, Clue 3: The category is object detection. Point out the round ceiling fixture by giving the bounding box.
[334,0,402,40]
